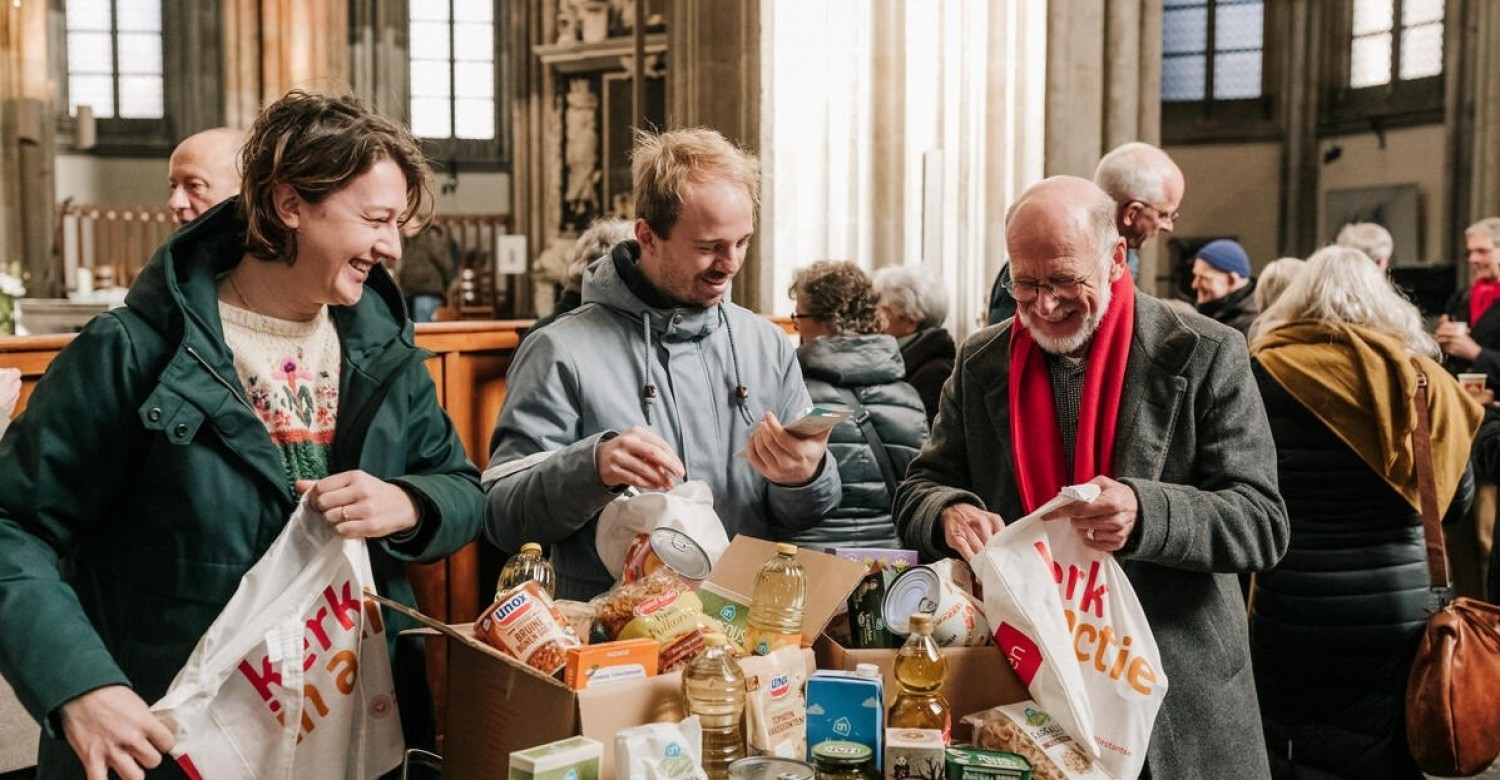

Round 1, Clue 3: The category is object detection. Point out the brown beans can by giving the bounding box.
[475,580,581,675]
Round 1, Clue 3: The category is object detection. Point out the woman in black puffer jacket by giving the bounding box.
[786,261,928,549]
[1248,246,1481,780]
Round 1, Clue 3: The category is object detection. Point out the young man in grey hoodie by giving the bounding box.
[484,128,842,600]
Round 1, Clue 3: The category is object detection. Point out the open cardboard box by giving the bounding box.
[815,623,1029,742]
[395,536,868,779]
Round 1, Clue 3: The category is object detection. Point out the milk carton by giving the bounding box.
[806,668,885,769]
[509,735,603,780]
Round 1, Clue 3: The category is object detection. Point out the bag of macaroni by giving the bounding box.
[151,498,404,780]
[969,484,1166,780]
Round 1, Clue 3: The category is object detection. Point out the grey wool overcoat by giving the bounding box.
[894,292,1288,779]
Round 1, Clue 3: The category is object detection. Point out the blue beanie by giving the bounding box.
[1196,239,1251,279]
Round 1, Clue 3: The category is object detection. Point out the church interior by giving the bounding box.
[3,0,1500,777]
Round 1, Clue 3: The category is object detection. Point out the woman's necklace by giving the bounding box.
[226,270,307,360]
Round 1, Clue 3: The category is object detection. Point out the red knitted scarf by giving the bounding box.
[1009,273,1135,514]
[1470,278,1500,327]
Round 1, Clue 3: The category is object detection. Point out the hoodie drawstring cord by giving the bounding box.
[640,311,656,425]
[720,306,754,425]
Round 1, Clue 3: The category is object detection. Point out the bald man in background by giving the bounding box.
[1094,141,1185,283]
[167,128,244,224]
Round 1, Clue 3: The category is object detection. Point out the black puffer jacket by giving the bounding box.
[789,334,928,548]
[1251,360,1473,780]
[899,327,956,426]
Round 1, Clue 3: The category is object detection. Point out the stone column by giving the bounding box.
[1469,1,1500,222]
[0,0,57,296]
[223,0,351,126]
[869,0,906,271]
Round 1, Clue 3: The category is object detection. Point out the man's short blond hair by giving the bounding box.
[1334,222,1394,264]
[631,127,760,238]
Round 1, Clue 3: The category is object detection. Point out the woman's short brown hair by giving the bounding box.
[239,90,432,262]
[631,127,760,239]
[790,260,884,336]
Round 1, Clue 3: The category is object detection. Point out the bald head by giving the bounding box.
[168,128,245,224]
[1094,142,1184,249]
[1006,176,1121,261]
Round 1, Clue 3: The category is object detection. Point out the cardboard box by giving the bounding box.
[814,635,1028,743]
[392,536,868,780]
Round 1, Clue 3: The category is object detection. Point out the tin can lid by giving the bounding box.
[648,527,713,579]
[812,741,873,765]
[728,756,816,780]
[882,565,939,636]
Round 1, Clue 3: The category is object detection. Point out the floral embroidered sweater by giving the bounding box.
[220,301,341,482]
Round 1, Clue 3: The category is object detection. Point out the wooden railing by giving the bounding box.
[56,200,176,290]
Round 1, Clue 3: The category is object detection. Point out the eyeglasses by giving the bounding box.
[1001,272,1100,303]
[789,313,818,330]
[1130,200,1181,223]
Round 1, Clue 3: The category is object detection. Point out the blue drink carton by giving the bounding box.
[806,668,885,769]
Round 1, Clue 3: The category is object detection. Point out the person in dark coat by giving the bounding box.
[1192,238,1259,337]
[895,177,1288,778]
[1436,217,1500,386]
[0,91,485,780]
[1248,245,1481,779]
[873,265,955,425]
[788,261,927,548]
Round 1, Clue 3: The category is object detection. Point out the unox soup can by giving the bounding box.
[881,565,992,647]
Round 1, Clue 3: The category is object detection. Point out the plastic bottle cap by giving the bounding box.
[855,663,880,678]
[703,632,729,647]
[520,542,543,555]
[908,612,935,632]
[775,543,798,556]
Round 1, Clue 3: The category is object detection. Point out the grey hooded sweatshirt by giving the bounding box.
[484,241,842,599]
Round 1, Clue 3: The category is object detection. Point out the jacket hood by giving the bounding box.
[902,327,956,366]
[125,197,414,359]
[798,334,906,387]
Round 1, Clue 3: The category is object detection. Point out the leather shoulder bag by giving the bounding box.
[1404,361,1500,776]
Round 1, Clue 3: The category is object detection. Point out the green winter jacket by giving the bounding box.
[0,200,484,779]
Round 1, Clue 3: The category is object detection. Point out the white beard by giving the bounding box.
[1017,280,1112,356]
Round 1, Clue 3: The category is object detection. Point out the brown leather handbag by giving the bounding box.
[1404,364,1500,776]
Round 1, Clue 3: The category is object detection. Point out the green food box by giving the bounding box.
[510,735,603,780]
[944,747,1031,780]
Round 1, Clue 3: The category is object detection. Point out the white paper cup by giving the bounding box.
[1459,373,1487,393]
[1451,322,1470,337]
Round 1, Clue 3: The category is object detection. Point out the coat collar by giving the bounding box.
[582,240,724,342]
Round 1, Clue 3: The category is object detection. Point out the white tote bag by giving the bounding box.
[970,484,1167,780]
[152,499,404,780]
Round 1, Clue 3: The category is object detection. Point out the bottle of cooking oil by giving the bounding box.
[495,542,556,600]
[886,613,951,743]
[744,543,806,656]
[682,632,747,780]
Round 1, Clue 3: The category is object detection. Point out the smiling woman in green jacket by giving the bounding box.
[0,91,485,780]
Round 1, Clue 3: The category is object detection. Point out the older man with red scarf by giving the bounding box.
[893,176,1288,778]
[1437,217,1500,388]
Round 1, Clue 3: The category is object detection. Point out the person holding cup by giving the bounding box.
[1437,217,1500,391]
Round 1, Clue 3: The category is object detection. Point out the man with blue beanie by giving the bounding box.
[1192,238,1258,336]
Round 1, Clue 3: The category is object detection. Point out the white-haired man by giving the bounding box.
[1094,141,1186,282]
[894,176,1287,778]
[1335,222,1395,270]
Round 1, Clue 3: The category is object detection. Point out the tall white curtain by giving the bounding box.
[760,0,1046,341]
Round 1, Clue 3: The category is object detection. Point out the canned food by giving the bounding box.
[475,580,580,675]
[730,756,817,780]
[623,527,713,583]
[882,566,992,647]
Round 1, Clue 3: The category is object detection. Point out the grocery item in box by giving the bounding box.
[616,718,707,780]
[885,728,945,780]
[697,581,752,653]
[806,668,885,769]
[826,546,917,650]
[943,747,1031,780]
[823,548,919,574]
[509,735,603,780]
[564,638,660,690]
[883,565,992,648]
[744,646,809,759]
[477,581,581,676]
[962,703,1109,780]
[592,568,719,671]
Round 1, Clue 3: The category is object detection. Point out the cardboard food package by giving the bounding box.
[398,536,867,780]
[814,634,1028,744]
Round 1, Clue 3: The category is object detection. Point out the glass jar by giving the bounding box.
[812,741,876,780]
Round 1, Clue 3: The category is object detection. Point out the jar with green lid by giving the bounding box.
[812,740,876,780]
